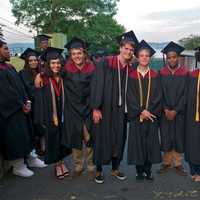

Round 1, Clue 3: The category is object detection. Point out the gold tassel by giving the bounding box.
[53,116,59,126]
[137,67,151,123]
[195,70,200,122]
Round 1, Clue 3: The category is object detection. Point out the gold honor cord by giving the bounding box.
[137,68,151,122]
[195,70,200,122]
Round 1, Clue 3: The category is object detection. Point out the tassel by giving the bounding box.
[195,112,199,122]
[53,116,59,126]
[195,70,200,122]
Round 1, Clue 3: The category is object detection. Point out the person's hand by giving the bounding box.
[35,73,43,88]
[93,109,102,124]
[165,109,177,121]
[141,109,156,122]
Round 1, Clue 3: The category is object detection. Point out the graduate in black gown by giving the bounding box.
[36,34,52,69]
[62,38,95,180]
[158,42,188,176]
[34,47,71,180]
[91,31,139,184]
[0,40,41,177]
[185,67,200,181]
[127,40,162,181]
[19,48,47,161]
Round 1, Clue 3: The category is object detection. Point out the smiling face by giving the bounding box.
[119,42,134,62]
[70,48,86,66]
[137,49,151,67]
[40,40,49,50]
[49,58,61,74]
[166,51,179,69]
[28,55,38,69]
[0,43,10,61]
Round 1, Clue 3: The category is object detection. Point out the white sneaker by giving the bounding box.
[13,161,34,178]
[30,149,38,158]
[27,157,47,168]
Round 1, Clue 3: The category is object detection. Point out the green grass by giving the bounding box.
[9,56,24,72]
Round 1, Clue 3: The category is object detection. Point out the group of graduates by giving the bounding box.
[0,30,200,184]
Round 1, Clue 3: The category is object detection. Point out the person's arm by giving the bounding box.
[0,70,24,119]
[90,59,106,123]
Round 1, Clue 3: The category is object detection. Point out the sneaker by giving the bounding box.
[27,157,47,168]
[136,173,145,182]
[157,164,171,174]
[13,164,34,178]
[95,171,104,184]
[111,170,127,180]
[144,173,154,182]
[175,165,187,176]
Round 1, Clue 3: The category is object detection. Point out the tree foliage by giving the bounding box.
[179,34,200,50]
[10,0,124,53]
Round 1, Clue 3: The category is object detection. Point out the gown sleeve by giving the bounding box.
[90,58,106,109]
[174,74,189,114]
[0,70,24,119]
[148,75,162,117]
[127,77,143,121]
[33,87,45,125]
[19,70,35,101]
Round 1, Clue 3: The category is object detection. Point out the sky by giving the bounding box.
[0,0,200,43]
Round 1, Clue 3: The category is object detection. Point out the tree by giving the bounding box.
[179,34,200,50]
[10,0,124,53]
[10,0,119,32]
[82,14,125,54]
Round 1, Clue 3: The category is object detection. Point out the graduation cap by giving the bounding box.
[36,34,52,42]
[194,47,200,51]
[64,37,89,50]
[161,41,185,55]
[20,48,40,60]
[116,30,139,47]
[40,47,63,62]
[135,40,156,57]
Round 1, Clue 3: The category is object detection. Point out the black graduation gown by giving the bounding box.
[185,69,200,165]
[0,62,31,160]
[127,69,162,165]
[62,61,95,149]
[34,77,71,164]
[159,66,188,153]
[19,69,44,137]
[91,55,128,165]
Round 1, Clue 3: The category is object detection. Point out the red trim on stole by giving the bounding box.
[160,66,188,76]
[129,69,158,79]
[64,60,95,74]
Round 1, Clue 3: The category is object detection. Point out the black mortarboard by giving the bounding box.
[135,40,156,57]
[161,41,185,55]
[36,34,52,42]
[40,47,63,62]
[116,30,139,46]
[194,47,200,51]
[20,48,40,60]
[64,37,89,50]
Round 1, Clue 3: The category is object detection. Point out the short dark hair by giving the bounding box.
[120,40,136,48]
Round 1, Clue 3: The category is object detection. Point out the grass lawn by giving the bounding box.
[9,56,24,72]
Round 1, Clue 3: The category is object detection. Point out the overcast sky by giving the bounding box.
[0,0,200,43]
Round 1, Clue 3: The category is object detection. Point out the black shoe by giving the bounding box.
[136,173,145,181]
[95,171,104,184]
[111,170,127,180]
[144,173,154,182]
